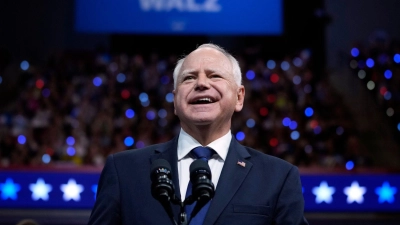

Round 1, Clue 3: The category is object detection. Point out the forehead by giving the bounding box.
[180,47,232,73]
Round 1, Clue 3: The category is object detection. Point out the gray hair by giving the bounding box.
[172,43,242,89]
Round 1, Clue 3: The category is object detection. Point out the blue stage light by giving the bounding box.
[17,135,26,145]
[139,92,149,102]
[165,93,174,103]
[305,107,314,117]
[236,131,245,141]
[124,137,134,147]
[246,70,255,80]
[20,61,29,71]
[346,161,354,170]
[116,73,126,83]
[125,109,135,118]
[93,77,102,86]
[351,48,359,57]
[246,119,255,128]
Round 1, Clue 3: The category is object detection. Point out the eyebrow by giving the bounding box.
[180,68,224,77]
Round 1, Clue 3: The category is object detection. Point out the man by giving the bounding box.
[88,44,308,224]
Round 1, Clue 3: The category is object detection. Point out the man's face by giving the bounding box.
[173,47,244,129]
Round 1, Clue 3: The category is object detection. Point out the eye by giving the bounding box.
[183,75,195,81]
[210,74,222,79]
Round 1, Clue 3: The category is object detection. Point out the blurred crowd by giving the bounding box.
[348,33,400,142]
[0,46,372,169]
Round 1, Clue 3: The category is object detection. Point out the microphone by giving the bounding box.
[189,159,215,204]
[150,159,175,203]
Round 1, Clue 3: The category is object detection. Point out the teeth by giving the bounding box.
[197,98,212,103]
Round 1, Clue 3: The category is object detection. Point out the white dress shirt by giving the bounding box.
[177,128,231,200]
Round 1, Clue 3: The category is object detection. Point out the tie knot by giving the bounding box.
[192,146,213,161]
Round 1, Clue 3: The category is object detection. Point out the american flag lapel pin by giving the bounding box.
[237,160,246,167]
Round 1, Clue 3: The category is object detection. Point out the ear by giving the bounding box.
[235,85,245,112]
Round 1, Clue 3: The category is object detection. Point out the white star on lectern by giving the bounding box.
[344,181,367,204]
[29,178,52,201]
[60,179,84,201]
[312,181,336,204]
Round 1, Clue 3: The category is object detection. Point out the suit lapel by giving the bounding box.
[204,139,253,225]
[149,136,182,220]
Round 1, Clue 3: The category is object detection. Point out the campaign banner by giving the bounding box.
[0,170,399,212]
[75,0,283,35]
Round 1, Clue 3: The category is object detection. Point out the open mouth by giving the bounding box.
[191,97,215,104]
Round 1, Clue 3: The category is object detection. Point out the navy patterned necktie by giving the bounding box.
[185,146,214,225]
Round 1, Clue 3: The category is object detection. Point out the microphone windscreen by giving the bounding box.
[150,159,172,181]
[189,159,211,181]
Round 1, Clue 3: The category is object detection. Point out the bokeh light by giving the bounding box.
[259,107,268,116]
[42,154,51,164]
[35,79,44,89]
[266,60,276,69]
[236,131,245,141]
[246,119,255,128]
[336,126,344,135]
[293,57,303,67]
[165,93,174,103]
[136,141,145,148]
[367,81,375,90]
[346,161,354,170]
[139,92,149,102]
[351,48,359,57]
[93,77,102,86]
[67,147,75,156]
[282,117,291,126]
[66,136,75,146]
[146,110,156,120]
[0,76,2,84]
[350,60,358,69]
[293,75,301,85]
[305,107,314,117]
[124,137,134,147]
[116,73,126,83]
[20,60,29,71]
[42,88,50,98]
[384,70,392,79]
[121,89,130,99]
[270,74,279,83]
[281,61,290,71]
[125,109,135,118]
[358,70,366,79]
[384,91,392,100]
[290,131,300,140]
[387,108,394,117]
[366,58,374,68]
[269,138,278,147]
[158,109,167,118]
[17,135,26,145]
[314,126,322,134]
[394,54,400,63]
[289,121,298,130]
[246,70,256,80]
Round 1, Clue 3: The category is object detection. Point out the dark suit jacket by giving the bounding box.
[88,136,308,225]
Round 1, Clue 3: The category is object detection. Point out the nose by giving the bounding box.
[195,73,210,90]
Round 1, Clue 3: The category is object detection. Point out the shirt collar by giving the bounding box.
[177,128,231,161]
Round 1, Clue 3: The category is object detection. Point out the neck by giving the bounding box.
[181,123,230,146]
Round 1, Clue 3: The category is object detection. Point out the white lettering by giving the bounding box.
[186,0,201,12]
[139,0,164,11]
[165,0,184,11]
[138,0,222,12]
[203,0,221,12]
